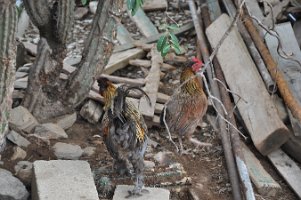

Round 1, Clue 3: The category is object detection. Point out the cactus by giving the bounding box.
[22,0,123,121]
[0,0,17,151]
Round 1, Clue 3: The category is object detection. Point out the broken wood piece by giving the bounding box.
[104,48,145,74]
[133,41,153,51]
[206,14,289,155]
[117,23,134,45]
[268,149,301,199]
[22,41,37,56]
[155,103,164,114]
[142,0,167,11]
[114,22,194,53]
[62,63,77,74]
[164,53,188,63]
[242,143,281,197]
[128,8,159,37]
[161,63,177,71]
[265,22,301,137]
[146,115,161,128]
[100,74,145,87]
[129,59,151,68]
[139,47,162,119]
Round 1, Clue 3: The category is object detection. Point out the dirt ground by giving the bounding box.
[1,118,299,200]
[1,1,300,200]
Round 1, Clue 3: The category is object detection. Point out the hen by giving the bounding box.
[97,77,150,198]
[161,58,212,154]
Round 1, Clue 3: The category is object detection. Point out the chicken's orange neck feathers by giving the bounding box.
[102,83,117,109]
[180,68,204,95]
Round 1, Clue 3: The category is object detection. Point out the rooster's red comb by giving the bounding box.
[191,57,203,64]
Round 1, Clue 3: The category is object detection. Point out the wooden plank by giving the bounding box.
[116,23,134,45]
[265,22,301,137]
[99,74,145,87]
[155,103,164,114]
[206,0,222,21]
[206,14,289,155]
[22,41,37,56]
[104,48,145,74]
[142,0,167,11]
[114,22,194,53]
[128,8,159,37]
[268,149,301,198]
[139,47,162,119]
[242,143,281,197]
[129,59,151,68]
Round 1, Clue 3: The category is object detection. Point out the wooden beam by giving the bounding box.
[116,23,134,45]
[139,47,162,119]
[142,0,167,11]
[268,149,301,199]
[128,8,159,37]
[129,59,151,68]
[265,22,301,137]
[99,74,145,87]
[104,48,145,74]
[206,14,289,155]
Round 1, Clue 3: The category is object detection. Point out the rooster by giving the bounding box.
[161,57,212,154]
[97,77,150,198]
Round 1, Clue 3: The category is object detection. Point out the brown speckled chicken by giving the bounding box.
[161,58,212,154]
[97,77,150,198]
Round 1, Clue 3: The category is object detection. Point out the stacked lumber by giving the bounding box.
[200,0,301,199]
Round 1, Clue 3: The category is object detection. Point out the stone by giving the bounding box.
[113,185,170,200]
[83,146,96,157]
[32,160,99,200]
[17,63,31,73]
[9,106,39,133]
[153,151,173,166]
[34,123,68,139]
[89,1,98,14]
[15,71,28,79]
[7,130,31,148]
[14,80,28,89]
[49,112,77,130]
[0,168,29,200]
[63,55,82,66]
[80,100,103,124]
[14,161,33,186]
[52,142,83,160]
[11,147,27,161]
[144,160,155,169]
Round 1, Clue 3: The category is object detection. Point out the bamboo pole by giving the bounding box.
[244,16,301,123]
[188,1,243,199]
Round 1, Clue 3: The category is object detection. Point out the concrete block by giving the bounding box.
[32,160,99,200]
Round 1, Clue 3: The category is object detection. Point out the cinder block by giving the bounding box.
[32,160,98,200]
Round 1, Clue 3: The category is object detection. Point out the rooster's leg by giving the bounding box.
[126,152,149,198]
